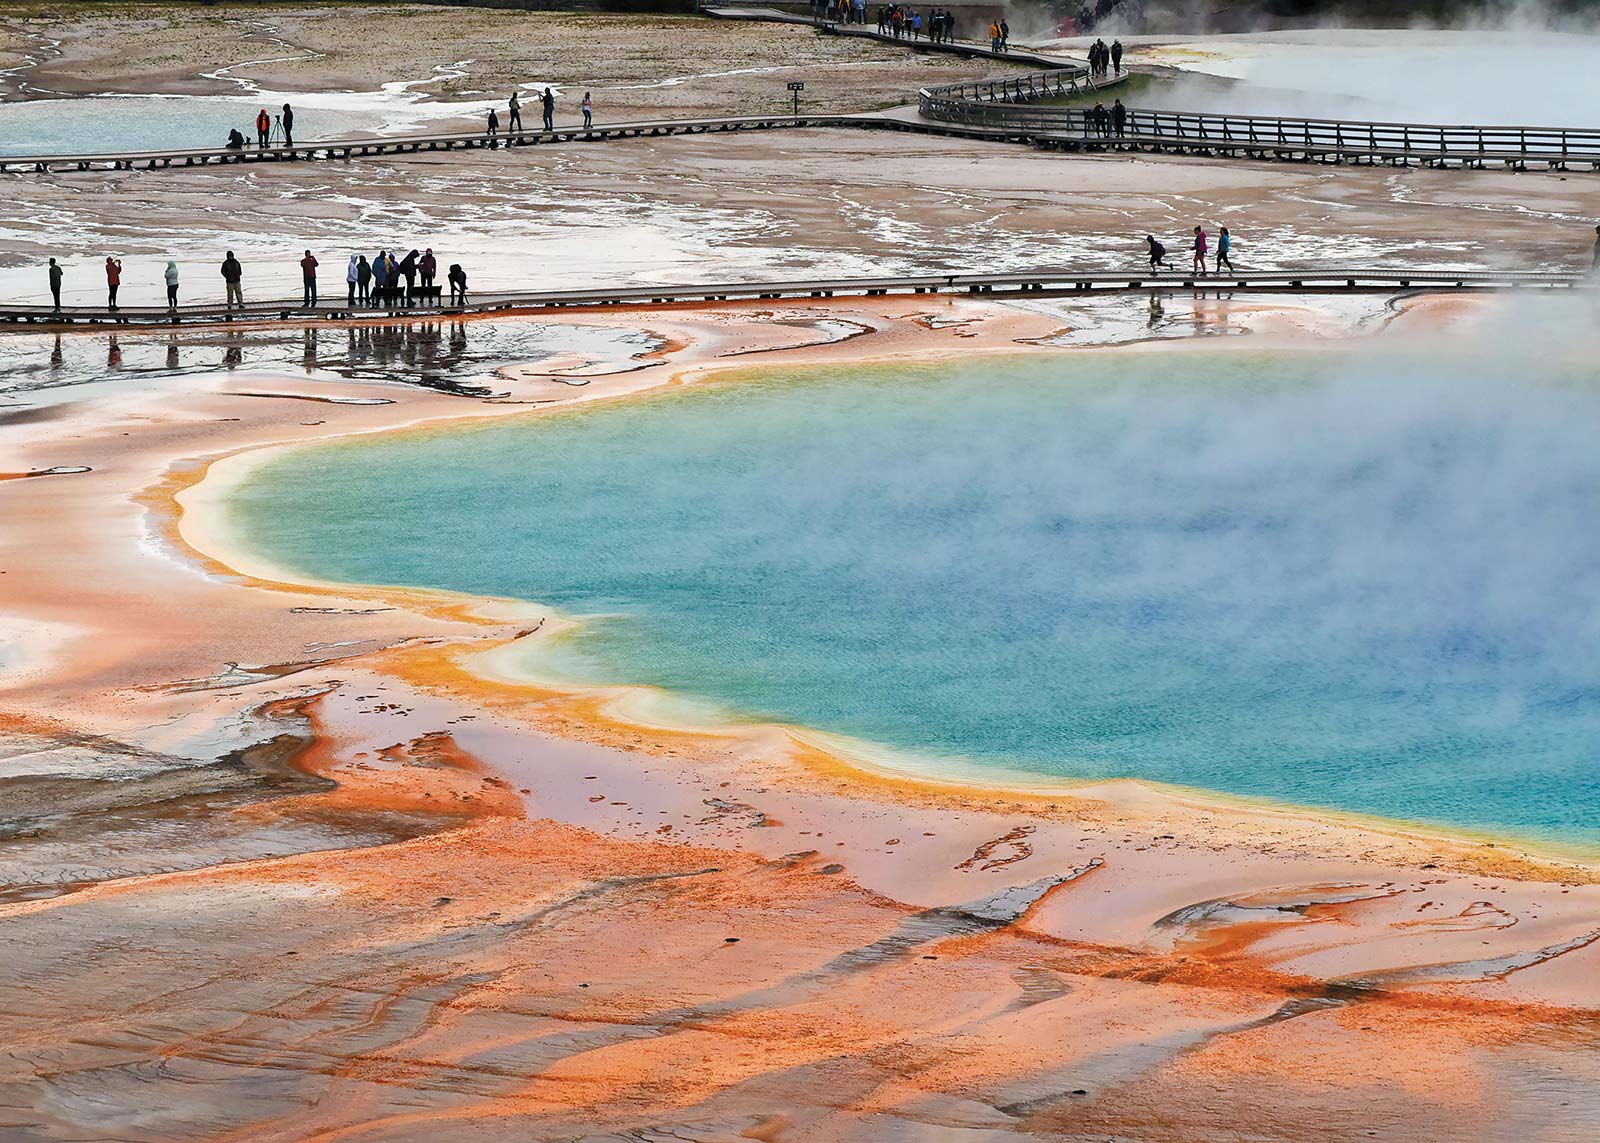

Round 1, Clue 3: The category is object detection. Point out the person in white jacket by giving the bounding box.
[164,261,179,309]
[347,255,360,307]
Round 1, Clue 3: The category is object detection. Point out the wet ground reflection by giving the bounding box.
[0,320,663,399]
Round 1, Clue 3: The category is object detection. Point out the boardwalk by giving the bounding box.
[6,267,1585,329]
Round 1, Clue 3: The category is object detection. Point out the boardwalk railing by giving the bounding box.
[918,71,1600,167]
[4,267,1585,327]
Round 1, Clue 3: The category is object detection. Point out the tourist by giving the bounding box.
[47,257,62,311]
[399,249,420,304]
[1146,234,1169,271]
[999,18,1009,50]
[876,5,887,32]
[911,10,922,39]
[221,250,244,308]
[1217,226,1235,272]
[165,260,179,309]
[988,18,1000,51]
[509,91,523,134]
[1096,38,1109,76]
[542,87,555,131]
[225,128,245,151]
[104,255,121,311]
[582,91,593,129]
[300,249,318,307]
[420,247,437,293]
[1111,39,1124,74]
[486,107,499,140]
[943,10,954,40]
[447,262,467,305]
[372,249,390,305]
[282,103,294,147]
[1112,97,1127,137]
[1191,225,1208,274]
[356,254,372,305]
[255,107,271,148]
[346,255,360,306]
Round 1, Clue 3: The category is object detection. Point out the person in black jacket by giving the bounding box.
[281,103,294,147]
[221,251,244,308]
[447,263,467,305]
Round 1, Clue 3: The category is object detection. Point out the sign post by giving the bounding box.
[787,81,805,116]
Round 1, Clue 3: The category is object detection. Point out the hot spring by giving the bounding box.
[224,347,1600,847]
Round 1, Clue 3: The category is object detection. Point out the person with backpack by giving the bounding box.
[47,257,63,311]
[221,250,244,307]
[1146,234,1170,271]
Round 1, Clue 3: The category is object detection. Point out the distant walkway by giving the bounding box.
[3,267,1584,329]
[702,5,1081,70]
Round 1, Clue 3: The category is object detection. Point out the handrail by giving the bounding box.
[916,69,1600,163]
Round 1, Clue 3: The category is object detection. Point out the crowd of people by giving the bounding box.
[43,250,473,312]
[1145,226,1236,275]
[225,103,296,151]
[487,87,579,137]
[870,5,962,43]
[1086,37,1123,77]
[817,0,868,22]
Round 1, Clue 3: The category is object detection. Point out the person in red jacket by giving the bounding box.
[104,255,121,310]
[300,250,318,308]
[256,107,271,148]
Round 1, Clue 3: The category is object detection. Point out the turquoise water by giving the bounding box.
[227,350,1600,844]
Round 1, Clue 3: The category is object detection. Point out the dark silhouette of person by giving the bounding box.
[398,249,419,304]
[47,257,62,311]
[420,248,437,292]
[222,250,244,308]
[356,254,372,305]
[487,107,499,146]
[447,263,467,305]
[282,103,294,147]
[1146,234,1169,271]
[542,87,554,131]
[226,128,245,150]
[1112,98,1127,138]
[1092,102,1110,137]
[1111,39,1123,74]
[509,91,522,134]
[300,249,319,307]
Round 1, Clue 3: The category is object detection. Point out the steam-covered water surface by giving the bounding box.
[229,350,1600,844]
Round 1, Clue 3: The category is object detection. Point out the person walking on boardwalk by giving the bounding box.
[420,247,437,293]
[346,255,360,306]
[542,86,555,131]
[988,19,1000,51]
[1146,234,1170,272]
[486,107,499,141]
[1111,39,1124,74]
[47,257,63,311]
[300,249,319,307]
[509,91,523,134]
[221,250,244,308]
[999,18,1010,50]
[356,254,372,305]
[1216,226,1235,273]
[372,249,390,305]
[255,107,271,148]
[447,262,467,306]
[104,255,121,311]
[1191,225,1208,274]
[398,249,419,304]
[1112,97,1127,138]
[165,260,179,309]
[281,103,294,147]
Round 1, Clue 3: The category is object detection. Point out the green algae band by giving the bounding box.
[227,349,1600,846]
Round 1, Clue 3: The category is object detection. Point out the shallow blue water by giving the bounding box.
[228,351,1600,844]
[0,96,386,156]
